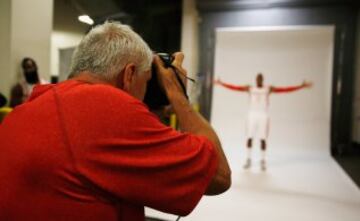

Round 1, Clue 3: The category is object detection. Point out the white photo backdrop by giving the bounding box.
[211,26,334,164]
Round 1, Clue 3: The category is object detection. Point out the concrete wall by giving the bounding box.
[0,0,12,97]
[181,0,200,103]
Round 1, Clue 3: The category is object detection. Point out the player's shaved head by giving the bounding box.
[256,73,264,87]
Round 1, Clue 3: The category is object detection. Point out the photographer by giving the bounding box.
[0,21,231,221]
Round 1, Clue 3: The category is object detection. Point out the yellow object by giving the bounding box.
[170,114,177,129]
[169,103,200,129]
[0,107,12,123]
[193,103,200,113]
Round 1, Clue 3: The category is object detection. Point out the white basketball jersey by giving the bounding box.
[249,86,270,112]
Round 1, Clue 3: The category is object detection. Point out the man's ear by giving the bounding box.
[121,63,136,92]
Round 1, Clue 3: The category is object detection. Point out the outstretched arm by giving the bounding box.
[270,80,312,93]
[214,78,250,92]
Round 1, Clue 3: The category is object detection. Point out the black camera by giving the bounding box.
[143,53,188,109]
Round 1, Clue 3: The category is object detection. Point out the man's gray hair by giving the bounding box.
[69,21,153,80]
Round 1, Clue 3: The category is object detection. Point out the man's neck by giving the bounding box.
[71,72,116,87]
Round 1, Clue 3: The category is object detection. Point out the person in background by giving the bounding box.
[215,73,312,171]
[9,57,47,107]
[0,21,231,221]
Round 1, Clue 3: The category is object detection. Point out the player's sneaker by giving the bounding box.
[243,158,251,169]
[260,159,266,171]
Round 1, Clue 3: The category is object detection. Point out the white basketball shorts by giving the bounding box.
[246,111,270,140]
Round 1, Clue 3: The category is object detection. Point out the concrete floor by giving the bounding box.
[146,148,360,221]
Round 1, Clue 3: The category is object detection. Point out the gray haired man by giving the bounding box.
[0,21,231,221]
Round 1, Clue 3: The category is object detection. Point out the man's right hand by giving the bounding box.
[302,80,313,88]
[153,52,188,101]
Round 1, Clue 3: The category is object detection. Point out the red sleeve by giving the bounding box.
[216,81,248,91]
[62,84,219,216]
[271,85,304,93]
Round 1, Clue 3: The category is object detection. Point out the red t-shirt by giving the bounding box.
[0,80,218,221]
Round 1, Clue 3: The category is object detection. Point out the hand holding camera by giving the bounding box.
[144,52,190,109]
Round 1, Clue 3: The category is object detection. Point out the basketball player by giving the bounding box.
[215,73,312,170]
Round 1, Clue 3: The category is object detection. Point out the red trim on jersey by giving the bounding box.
[271,85,304,93]
[215,81,249,91]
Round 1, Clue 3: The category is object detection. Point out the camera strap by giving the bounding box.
[169,65,189,100]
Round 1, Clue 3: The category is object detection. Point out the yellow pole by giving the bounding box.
[170,114,177,129]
